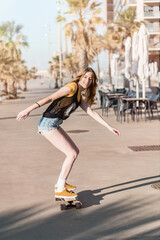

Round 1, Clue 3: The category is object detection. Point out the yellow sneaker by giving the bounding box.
[55,183,76,192]
[55,188,77,199]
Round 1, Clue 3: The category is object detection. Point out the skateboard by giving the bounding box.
[55,197,82,210]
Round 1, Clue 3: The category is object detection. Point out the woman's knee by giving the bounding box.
[68,148,79,161]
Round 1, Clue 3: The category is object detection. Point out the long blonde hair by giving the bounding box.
[72,67,98,105]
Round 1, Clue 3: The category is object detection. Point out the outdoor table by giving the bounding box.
[105,93,124,97]
[119,97,151,122]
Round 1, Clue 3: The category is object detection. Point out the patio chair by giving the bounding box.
[115,88,127,94]
[117,98,127,122]
[109,98,120,116]
[146,93,160,120]
[117,90,141,123]
[102,93,120,117]
[126,91,136,98]
[134,93,159,121]
[123,91,137,121]
[98,90,111,116]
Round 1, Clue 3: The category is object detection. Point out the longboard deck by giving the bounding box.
[55,197,82,210]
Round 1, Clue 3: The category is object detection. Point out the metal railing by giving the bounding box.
[148,27,160,32]
[149,42,160,48]
[144,11,160,17]
[144,0,160,2]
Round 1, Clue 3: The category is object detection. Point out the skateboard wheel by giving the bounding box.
[75,203,81,209]
[60,204,67,210]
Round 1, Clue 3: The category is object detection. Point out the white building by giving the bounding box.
[113,0,160,70]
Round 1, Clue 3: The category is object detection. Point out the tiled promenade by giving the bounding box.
[0,87,160,240]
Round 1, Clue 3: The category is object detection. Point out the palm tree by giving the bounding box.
[49,56,61,89]
[103,27,122,83]
[0,21,28,48]
[58,0,105,70]
[0,44,8,95]
[0,21,28,98]
[15,65,37,92]
[62,53,79,79]
[16,60,26,90]
[114,7,141,51]
[89,34,104,79]
[0,43,14,96]
[103,7,141,84]
[17,64,28,91]
[8,48,23,98]
[27,66,37,89]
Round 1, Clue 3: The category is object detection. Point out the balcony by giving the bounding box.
[147,26,160,34]
[144,11,160,19]
[144,0,160,6]
[149,41,160,52]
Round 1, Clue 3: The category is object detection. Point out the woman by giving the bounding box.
[17,67,120,199]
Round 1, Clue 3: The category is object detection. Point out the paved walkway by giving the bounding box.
[0,88,160,240]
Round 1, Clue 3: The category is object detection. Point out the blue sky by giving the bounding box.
[0,0,107,72]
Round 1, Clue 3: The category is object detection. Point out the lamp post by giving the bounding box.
[56,0,63,87]
[44,23,52,88]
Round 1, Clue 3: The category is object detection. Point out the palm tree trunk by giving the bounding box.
[108,50,111,84]
[97,54,100,80]
[79,48,88,71]
[17,80,22,90]
[23,78,27,91]
[55,77,59,88]
[0,80,8,96]
[8,79,17,99]
[70,40,73,55]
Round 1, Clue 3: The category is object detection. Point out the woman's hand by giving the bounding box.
[80,101,121,136]
[16,109,30,121]
[109,127,120,136]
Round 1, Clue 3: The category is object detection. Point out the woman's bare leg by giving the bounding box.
[41,127,79,181]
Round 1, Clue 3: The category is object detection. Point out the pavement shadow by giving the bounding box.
[66,130,89,133]
[0,196,159,240]
[0,175,160,240]
[0,113,42,120]
[78,175,160,208]
[148,115,160,121]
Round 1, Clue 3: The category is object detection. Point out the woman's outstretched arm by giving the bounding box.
[16,86,71,121]
[80,100,120,136]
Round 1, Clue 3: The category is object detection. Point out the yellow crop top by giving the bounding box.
[65,82,81,102]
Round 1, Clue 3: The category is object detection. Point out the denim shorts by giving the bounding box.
[38,117,63,134]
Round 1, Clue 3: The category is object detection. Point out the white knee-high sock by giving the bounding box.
[56,179,66,192]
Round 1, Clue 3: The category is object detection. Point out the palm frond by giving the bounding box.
[92,8,101,15]
[92,16,104,25]
[90,1,101,10]
[15,24,23,34]
[81,0,90,8]
[56,15,66,22]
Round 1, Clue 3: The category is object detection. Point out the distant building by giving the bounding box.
[113,0,160,70]
[36,70,49,78]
